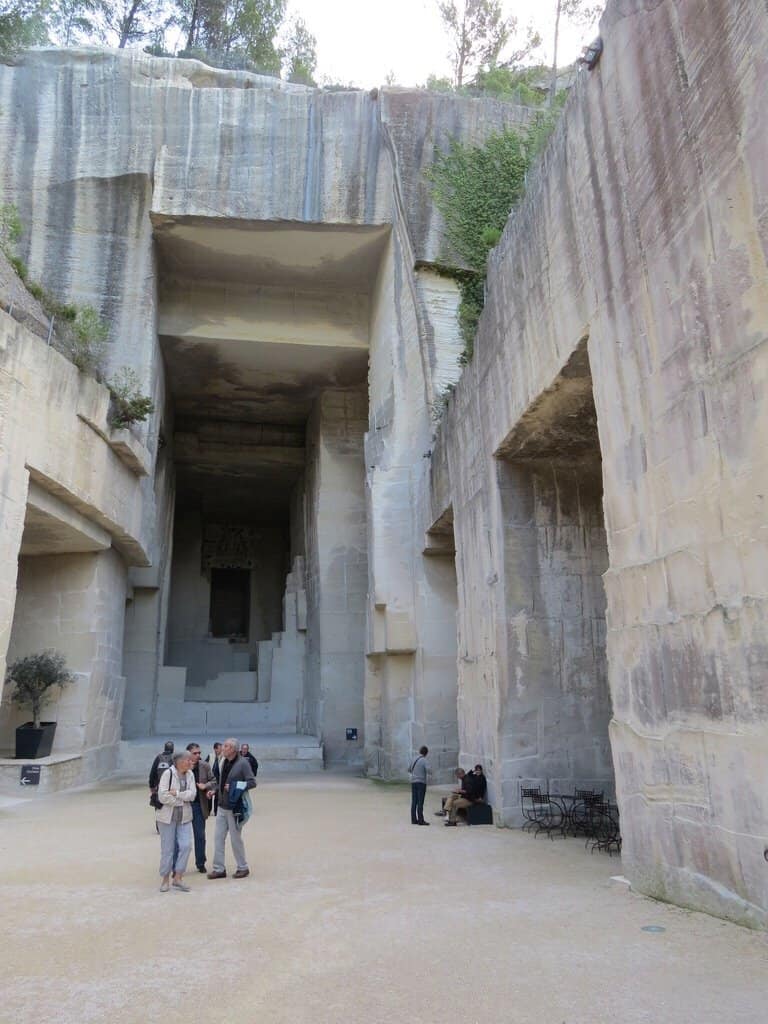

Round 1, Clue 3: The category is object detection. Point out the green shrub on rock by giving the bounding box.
[107,366,155,429]
[65,305,110,377]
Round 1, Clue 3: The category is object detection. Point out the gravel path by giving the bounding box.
[2,772,766,1024]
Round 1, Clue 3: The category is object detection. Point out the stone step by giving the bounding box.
[118,733,324,776]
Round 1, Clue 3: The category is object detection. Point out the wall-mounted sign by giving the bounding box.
[20,765,41,786]
[346,728,358,741]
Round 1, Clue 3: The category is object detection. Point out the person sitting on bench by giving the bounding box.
[444,764,487,826]
[435,768,467,817]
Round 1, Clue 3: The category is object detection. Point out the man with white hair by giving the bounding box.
[206,738,257,879]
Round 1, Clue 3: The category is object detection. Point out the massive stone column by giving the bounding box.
[364,229,463,782]
[304,388,368,764]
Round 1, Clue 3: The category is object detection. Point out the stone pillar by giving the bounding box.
[122,586,162,738]
[364,235,462,782]
[304,388,368,763]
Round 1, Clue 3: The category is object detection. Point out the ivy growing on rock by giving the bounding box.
[427,115,555,363]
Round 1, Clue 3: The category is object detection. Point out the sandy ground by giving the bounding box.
[2,773,766,1024]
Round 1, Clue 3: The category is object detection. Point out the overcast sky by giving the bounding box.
[286,0,603,88]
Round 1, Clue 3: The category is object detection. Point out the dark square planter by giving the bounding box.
[15,721,57,759]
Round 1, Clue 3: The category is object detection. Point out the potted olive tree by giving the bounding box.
[6,651,74,759]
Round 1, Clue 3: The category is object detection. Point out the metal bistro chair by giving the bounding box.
[570,789,604,838]
[520,787,561,839]
[586,802,622,856]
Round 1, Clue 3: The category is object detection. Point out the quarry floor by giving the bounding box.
[2,773,766,1024]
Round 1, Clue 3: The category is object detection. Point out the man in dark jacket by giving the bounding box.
[148,740,174,809]
[206,738,257,880]
[186,742,214,873]
[444,764,487,825]
[239,743,259,776]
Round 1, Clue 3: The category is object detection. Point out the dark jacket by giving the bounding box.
[210,754,257,811]
[242,752,259,776]
[149,752,173,790]
[192,759,214,818]
[464,771,487,802]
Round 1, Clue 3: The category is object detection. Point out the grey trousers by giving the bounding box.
[212,809,248,872]
[158,820,192,877]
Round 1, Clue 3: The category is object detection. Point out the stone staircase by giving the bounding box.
[154,557,308,735]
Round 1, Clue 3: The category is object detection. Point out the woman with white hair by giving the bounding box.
[156,750,196,892]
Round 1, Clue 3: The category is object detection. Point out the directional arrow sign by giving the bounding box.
[20,765,41,786]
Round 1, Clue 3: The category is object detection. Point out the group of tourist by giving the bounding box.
[148,738,258,892]
[408,745,488,826]
[147,738,485,891]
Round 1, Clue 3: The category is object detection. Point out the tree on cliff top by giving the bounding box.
[101,0,166,48]
[175,0,286,74]
[47,0,103,45]
[438,0,511,88]
[282,15,316,86]
[0,1,48,57]
[548,0,603,105]
[436,0,541,92]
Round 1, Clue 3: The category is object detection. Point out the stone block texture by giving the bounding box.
[427,0,768,927]
[0,0,764,930]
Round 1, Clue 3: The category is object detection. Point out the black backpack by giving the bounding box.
[149,761,172,809]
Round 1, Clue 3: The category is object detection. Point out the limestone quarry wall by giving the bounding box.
[428,0,768,927]
[0,311,147,773]
[0,48,530,373]
[1,2,764,928]
[0,49,526,771]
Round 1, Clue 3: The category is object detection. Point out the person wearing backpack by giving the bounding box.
[148,740,174,811]
[409,745,430,826]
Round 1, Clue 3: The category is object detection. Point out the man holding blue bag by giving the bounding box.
[206,737,257,880]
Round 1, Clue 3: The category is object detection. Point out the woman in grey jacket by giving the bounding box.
[156,751,196,892]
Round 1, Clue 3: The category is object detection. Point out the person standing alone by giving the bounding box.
[409,745,430,826]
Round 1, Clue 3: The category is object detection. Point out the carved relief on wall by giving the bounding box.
[201,524,265,574]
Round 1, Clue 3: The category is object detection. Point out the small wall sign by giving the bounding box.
[20,764,41,786]
[346,728,358,741]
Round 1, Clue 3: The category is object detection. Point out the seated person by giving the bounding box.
[445,764,487,826]
[435,768,466,817]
